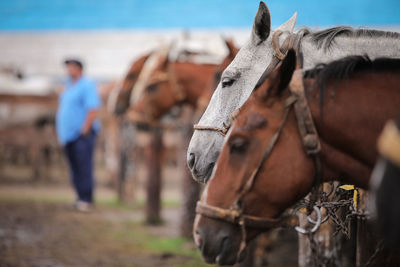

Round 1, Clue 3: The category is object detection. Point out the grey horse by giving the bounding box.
[187,1,400,183]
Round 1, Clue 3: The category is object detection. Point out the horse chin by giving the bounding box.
[194,216,244,265]
[191,163,214,184]
[187,131,223,183]
[191,174,208,185]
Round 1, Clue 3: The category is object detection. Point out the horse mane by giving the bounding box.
[305,55,400,85]
[309,26,400,51]
[304,55,400,107]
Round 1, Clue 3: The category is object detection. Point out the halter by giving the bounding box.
[193,30,303,136]
[196,68,322,261]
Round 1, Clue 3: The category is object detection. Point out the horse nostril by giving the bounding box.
[188,153,196,169]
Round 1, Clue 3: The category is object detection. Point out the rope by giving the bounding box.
[193,124,228,136]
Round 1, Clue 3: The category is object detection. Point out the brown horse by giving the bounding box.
[127,39,238,124]
[114,53,150,115]
[193,50,400,265]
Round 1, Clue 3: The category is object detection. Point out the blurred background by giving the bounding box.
[0,1,399,266]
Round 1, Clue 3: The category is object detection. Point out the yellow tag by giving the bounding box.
[339,184,357,208]
[339,184,354,190]
[353,189,358,208]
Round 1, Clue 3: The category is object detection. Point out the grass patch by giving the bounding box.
[112,221,210,266]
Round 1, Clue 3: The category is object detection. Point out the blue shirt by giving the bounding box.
[56,76,101,145]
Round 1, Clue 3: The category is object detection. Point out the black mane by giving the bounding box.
[310,26,400,50]
[305,55,400,85]
[304,55,400,107]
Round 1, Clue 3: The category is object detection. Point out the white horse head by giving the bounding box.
[187,2,297,183]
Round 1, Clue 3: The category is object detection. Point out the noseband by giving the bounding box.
[193,30,303,136]
[196,68,322,261]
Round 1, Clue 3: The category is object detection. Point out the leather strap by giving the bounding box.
[196,202,297,229]
[193,30,303,135]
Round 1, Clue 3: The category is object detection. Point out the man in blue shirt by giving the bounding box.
[56,59,101,212]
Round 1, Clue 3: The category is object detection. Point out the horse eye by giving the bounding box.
[146,84,158,93]
[222,77,235,88]
[230,138,249,154]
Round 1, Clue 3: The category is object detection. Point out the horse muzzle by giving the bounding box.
[193,214,245,265]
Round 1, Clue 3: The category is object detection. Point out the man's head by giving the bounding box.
[64,59,83,80]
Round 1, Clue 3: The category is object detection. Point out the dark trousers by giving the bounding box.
[64,131,96,203]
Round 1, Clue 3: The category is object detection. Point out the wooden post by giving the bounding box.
[104,116,120,199]
[298,183,340,267]
[145,127,163,224]
[117,119,133,203]
[179,125,201,238]
[355,190,388,267]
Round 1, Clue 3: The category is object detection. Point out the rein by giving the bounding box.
[193,30,303,136]
[196,67,323,261]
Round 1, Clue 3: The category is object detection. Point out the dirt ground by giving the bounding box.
[0,162,298,267]
[0,184,209,267]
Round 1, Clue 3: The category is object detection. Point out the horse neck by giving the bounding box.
[300,35,400,70]
[305,72,400,189]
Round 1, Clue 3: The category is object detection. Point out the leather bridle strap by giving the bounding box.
[290,68,322,208]
[196,96,297,228]
[196,96,298,262]
[195,202,296,229]
[193,30,301,136]
[195,66,323,260]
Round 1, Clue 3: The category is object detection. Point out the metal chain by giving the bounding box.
[298,183,369,267]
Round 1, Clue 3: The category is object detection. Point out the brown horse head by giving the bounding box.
[129,40,238,125]
[193,50,316,265]
[114,53,150,115]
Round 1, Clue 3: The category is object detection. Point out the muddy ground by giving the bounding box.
[0,161,298,267]
[0,191,207,267]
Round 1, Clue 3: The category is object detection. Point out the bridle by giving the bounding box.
[193,30,304,136]
[196,67,323,261]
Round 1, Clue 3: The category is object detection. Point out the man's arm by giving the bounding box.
[81,109,99,136]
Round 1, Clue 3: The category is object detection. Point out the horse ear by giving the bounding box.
[251,2,271,45]
[273,49,296,96]
[277,12,297,32]
[223,38,238,56]
[256,50,296,101]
